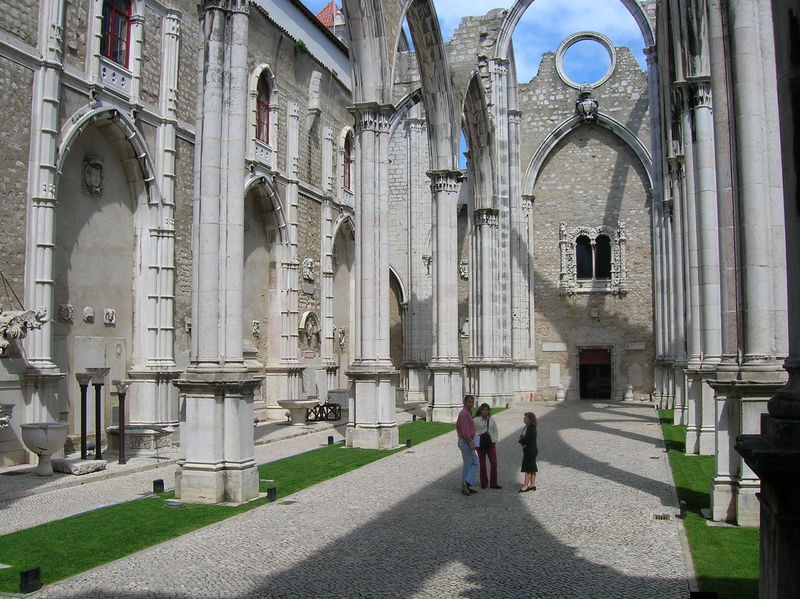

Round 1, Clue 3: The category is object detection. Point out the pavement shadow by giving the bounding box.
[37,403,692,599]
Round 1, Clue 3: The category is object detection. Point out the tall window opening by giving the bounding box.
[576,235,593,279]
[101,0,131,67]
[343,131,353,191]
[256,76,271,144]
[595,234,612,279]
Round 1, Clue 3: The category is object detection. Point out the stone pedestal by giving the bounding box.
[428,362,463,423]
[173,372,260,504]
[737,412,800,599]
[346,367,398,449]
[711,379,784,525]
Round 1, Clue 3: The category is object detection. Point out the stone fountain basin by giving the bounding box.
[20,422,68,476]
[277,399,319,425]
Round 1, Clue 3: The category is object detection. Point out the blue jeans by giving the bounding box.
[458,438,478,486]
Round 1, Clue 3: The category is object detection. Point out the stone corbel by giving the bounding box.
[0,308,48,355]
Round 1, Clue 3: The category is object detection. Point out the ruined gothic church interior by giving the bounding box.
[0,0,798,554]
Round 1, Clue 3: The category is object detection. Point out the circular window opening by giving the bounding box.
[555,32,617,89]
[563,40,611,86]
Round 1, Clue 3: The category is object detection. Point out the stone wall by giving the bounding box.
[0,0,37,48]
[520,45,654,401]
[140,7,163,107]
[63,0,89,71]
[0,58,33,295]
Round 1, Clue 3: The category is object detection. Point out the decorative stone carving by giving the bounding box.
[474,208,499,227]
[301,258,315,294]
[337,326,346,350]
[299,311,320,353]
[0,308,47,355]
[459,261,469,280]
[559,222,628,295]
[83,154,104,196]
[58,304,74,322]
[103,308,116,326]
[422,255,432,276]
[252,320,260,339]
[0,403,12,429]
[83,306,95,323]
[576,87,599,122]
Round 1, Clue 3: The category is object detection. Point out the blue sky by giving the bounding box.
[301,0,645,83]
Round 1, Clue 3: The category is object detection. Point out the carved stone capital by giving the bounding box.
[427,170,464,194]
[200,0,249,14]
[474,208,499,227]
[349,103,394,134]
[688,77,712,109]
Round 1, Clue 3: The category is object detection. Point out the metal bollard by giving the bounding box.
[267,487,277,502]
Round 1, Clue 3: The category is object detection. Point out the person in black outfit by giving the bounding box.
[518,411,538,492]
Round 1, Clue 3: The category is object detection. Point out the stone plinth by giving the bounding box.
[107,425,173,456]
[737,413,800,599]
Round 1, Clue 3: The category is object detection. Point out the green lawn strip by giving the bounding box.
[658,409,759,599]
[0,419,455,592]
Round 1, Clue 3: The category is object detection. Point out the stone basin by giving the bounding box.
[20,422,68,476]
[277,399,319,426]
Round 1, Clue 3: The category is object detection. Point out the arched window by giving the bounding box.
[595,234,612,279]
[101,0,131,67]
[343,131,353,191]
[576,235,593,279]
[256,76,270,144]
[559,223,627,295]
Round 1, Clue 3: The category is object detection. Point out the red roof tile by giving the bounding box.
[315,2,340,27]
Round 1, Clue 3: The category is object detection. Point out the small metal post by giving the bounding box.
[19,567,41,593]
[327,435,334,445]
[153,479,165,494]
[76,373,92,460]
[113,380,130,465]
[406,439,412,448]
[267,486,277,502]
[93,381,103,460]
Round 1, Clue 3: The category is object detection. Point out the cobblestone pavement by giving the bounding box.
[13,402,690,598]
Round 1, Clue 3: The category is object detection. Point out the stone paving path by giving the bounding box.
[8,402,691,598]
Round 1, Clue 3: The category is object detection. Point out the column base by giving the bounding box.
[347,366,398,449]
[466,361,514,407]
[175,462,259,505]
[428,364,463,423]
[736,481,761,527]
[173,369,260,505]
[712,476,736,522]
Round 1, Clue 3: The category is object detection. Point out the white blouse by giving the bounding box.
[473,414,499,443]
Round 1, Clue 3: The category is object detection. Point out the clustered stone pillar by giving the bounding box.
[346,103,398,449]
[736,1,800,596]
[427,170,464,422]
[24,0,67,417]
[174,0,258,504]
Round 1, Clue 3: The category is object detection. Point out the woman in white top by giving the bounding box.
[473,403,501,489]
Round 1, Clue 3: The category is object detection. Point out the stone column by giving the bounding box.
[690,78,722,454]
[278,101,302,401]
[23,0,67,417]
[174,0,258,505]
[427,170,464,423]
[729,0,788,375]
[129,10,182,427]
[677,84,705,452]
[469,207,511,407]
[128,13,145,107]
[320,126,337,392]
[346,103,397,449]
[668,157,688,424]
[509,109,536,399]
[405,118,431,404]
[736,3,800,596]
